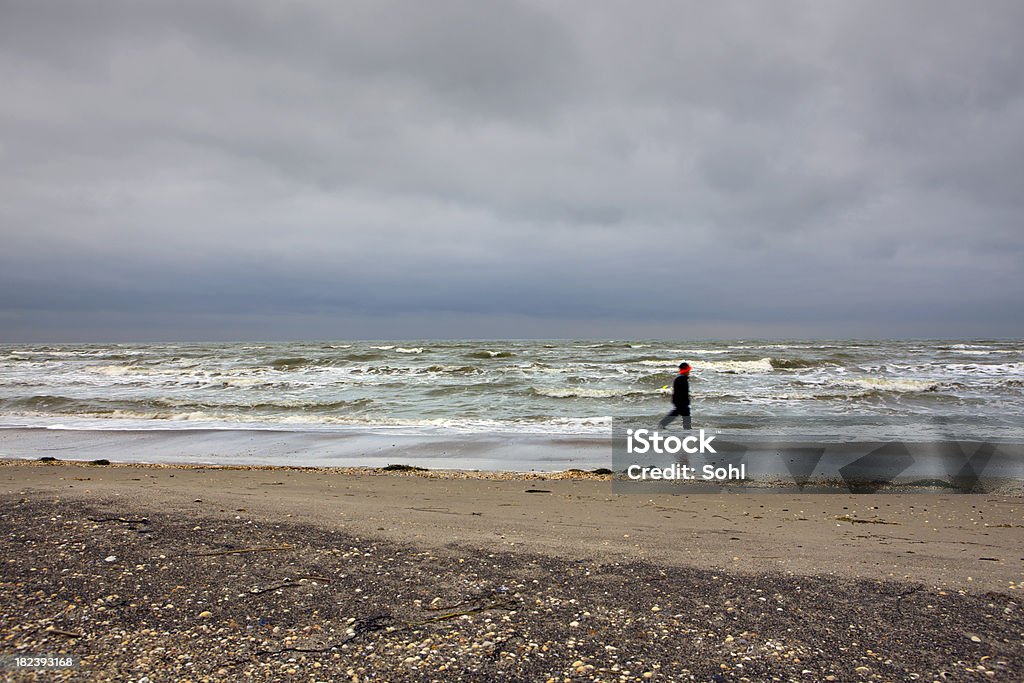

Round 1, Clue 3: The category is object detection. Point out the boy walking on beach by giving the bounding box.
[659,363,692,430]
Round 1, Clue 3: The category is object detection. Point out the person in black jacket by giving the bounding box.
[658,362,692,429]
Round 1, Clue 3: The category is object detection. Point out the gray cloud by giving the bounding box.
[1,0,1022,341]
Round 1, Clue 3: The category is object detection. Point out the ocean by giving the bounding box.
[1,339,1022,470]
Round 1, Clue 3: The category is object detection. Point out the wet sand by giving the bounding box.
[1,459,1022,681]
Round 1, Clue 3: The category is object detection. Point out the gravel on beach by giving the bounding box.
[1,496,1021,682]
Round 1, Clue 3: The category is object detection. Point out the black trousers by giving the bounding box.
[659,406,691,430]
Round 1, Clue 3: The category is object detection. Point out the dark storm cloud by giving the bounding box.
[1,0,1022,340]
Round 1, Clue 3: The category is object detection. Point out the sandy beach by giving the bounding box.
[2,459,1022,681]
[6,0,1024,678]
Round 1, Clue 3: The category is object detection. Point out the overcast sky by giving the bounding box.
[1,0,1022,341]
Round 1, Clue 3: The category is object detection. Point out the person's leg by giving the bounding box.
[682,406,692,430]
[658,408,678,429]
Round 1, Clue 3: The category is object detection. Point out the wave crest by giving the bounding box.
[700,358,774,374]
[466,350,515,359]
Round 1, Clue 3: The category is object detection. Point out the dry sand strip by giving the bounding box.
[3,460,1022,592]
[0,461,1021,682]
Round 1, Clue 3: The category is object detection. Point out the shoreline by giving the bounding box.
[3,427,1022,489]
[1,457,614,480]
[0,426,611,472]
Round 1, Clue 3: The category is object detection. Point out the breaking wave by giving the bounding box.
[270,357,321,370]
[842,377,942,393]
[0,394,376,418]
[699,358,775,374]
[771,358,835,370]
[466,350,515,359]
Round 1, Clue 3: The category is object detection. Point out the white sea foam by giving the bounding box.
[92,409,383,426]
[669,349,731,355]
[942,362,1024,375]
[533,387,654,399]
[2,411,612,435]
[948,348,1014,355]
[726,344,805,350]
[395,347,426,353]
[699,358,774,374]
[86,365,145,376]
[844,377,942,393]
[550,416,613,426]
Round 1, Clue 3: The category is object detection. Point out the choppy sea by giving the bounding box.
[2,339,1022,444]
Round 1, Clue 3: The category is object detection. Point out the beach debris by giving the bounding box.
[90,459,111,466]
[88,516,150,527]
[296,575,332,583]
[425,594,491,612]
[249,582,305,596]
[524,489,551,494]
[411,598,518,626]
[381,464,428,472]
[37,456,58,462]
[406,506,481,516]
[834,515,900,525]
[44,626,83,638]
[248,577,329,596]
[194,544,294,557]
